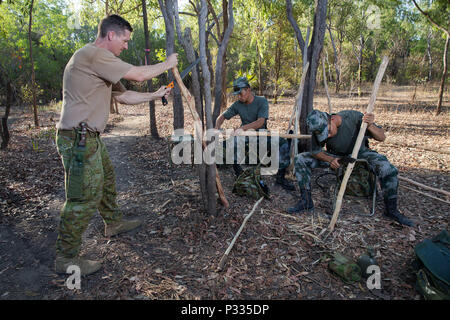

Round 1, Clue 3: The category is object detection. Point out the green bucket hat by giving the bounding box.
[232,77,250,95]
[307,110,330,143]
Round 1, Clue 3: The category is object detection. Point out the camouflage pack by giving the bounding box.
[338,161,376,197]
[232,165,269,200]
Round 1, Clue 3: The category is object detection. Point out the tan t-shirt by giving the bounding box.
[57,43,132,133]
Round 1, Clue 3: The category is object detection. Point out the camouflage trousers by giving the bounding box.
[293,149,399,200]
[55,130,122,258]
[221,136,291,170]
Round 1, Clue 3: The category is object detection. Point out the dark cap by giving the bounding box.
[307,110,330,143]
[232,77,250,95]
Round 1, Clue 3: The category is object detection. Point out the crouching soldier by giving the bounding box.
[287,109,414,227]
[215,76,294,190]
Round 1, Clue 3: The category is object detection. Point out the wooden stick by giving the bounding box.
[398,175,450,198]
[221,131,311,139]
[172,67,229,208]
[217,197,264,271]
[400,185,450,204]
[328,56,389,232]
[288,61,310,173]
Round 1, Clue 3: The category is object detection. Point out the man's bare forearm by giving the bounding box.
[113,90,159,105]
[312,151,335,164]
[240,118,266,131]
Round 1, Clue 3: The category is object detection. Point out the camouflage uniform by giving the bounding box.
[294,149,398,200]
[55,129,122,258]
[295,110,399,201]
[223,135,291,170]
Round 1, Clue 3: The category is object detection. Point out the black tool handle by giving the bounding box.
[162,96,168,106]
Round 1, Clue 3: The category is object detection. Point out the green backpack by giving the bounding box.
[232,165,270,200]
[413,230,450,300]
[338,161,376,197]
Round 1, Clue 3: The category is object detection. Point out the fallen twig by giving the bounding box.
[398,175,450,198]
[217,197,264,271]
[400,185,450,204]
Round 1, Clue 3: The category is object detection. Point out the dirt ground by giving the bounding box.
[0,84,448,300]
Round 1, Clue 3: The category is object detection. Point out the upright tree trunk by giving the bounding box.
[1,82,12,149]
[159,0,184,130]
[427,29,433,82]
[327,24,340,93]
[436,33,449,115]
[199,0,217,216]
[293,0,327,147]
[28,0,38,128]
[212,0,234,126]
[273,38,282,104]
[142,0,159,138]
[174,1,203,126]
[257,41,262,95]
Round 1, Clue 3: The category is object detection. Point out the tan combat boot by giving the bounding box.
[55,255,102,276]
[104,218,142,237]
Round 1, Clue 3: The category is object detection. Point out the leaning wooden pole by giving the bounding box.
[288,61,310,173]
[172,67,229,208]
[328,56,389,232]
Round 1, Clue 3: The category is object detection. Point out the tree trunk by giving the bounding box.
[174,1,203,126]
[1,81,12,150]
[427,29,432,82]
[212,0,234,126]
[199,0,217,216]
[287,0,327,149]
[436,33,448,115]
[159,0,184,130]
[143,0,159,138]
[28,0,38,128]
[273,38,282,104]
[327,24,340,93]
[257,41,262,95]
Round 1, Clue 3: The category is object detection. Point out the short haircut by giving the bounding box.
[97,14,133,38]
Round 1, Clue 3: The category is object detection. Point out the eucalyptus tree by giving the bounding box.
[286,0,327,145]
[412,0,449,115]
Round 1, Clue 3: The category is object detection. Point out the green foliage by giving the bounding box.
[0,0,447,107]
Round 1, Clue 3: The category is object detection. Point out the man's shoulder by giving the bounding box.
[338,110,363,121]
[254,95,268,103]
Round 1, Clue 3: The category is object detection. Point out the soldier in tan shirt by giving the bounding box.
[55,14,178,275]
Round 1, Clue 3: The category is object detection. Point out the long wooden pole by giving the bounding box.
[328,56,389,232]
[172,67,229,208]
[288,61,310,173]
[221,131,311,140]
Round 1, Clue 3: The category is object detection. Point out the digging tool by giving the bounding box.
[162,57,201,106]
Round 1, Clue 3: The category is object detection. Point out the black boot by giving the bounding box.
[233,163,243,176]
[275,168,295,191]
[384,198,414,227]
[287,187,314,214]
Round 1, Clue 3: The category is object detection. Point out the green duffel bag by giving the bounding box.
[413,230,450,300]
[232,165,269,200]
[328,252,362,284]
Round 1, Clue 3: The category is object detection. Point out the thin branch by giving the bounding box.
[411,0,449,35]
